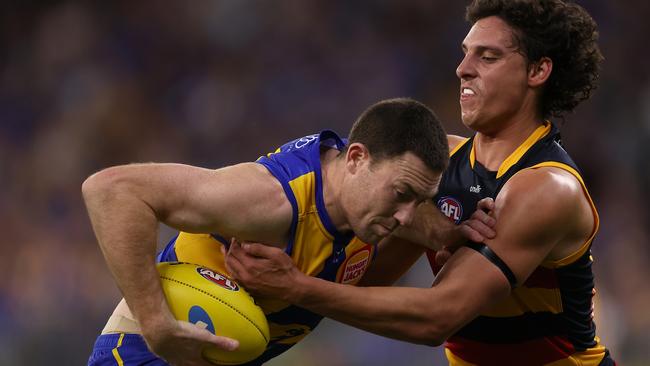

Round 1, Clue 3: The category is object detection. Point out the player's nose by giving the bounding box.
[456,54,477,80]
[394,203,416,227]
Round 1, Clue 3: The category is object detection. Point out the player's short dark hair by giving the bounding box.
[347,98,449,173]
[466,0,604,119]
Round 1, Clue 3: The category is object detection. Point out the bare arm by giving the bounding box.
[226,167,593,345]
[361,197,496,287]
[82,162,292,364]
[393,198,495,251]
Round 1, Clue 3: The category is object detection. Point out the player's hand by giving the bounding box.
[459,197,496,242]
[436,198,496,266]
[225,238,302,301]
[142,316,238,366]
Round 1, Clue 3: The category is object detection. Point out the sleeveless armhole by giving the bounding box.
[524,162,600,268]
[255,160,299,255]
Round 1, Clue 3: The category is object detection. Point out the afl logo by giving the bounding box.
[197,268,239,291]
[437,196,463,224]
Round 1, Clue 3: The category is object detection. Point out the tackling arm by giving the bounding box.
[227,167,592,345]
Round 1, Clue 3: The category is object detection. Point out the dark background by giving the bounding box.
[1,1,648,365]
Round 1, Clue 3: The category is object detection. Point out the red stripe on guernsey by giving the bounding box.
[447,335,575,366]
[522,266,558,289]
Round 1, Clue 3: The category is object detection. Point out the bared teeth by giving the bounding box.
[462,88,475,95]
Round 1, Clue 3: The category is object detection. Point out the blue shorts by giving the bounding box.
[88,333,266,366]
[88,333,169,366]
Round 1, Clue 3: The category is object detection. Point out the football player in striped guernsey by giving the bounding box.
[226,1,615,365]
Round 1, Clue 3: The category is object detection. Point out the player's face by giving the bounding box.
[456,16,533,132]
[342,152,441,244]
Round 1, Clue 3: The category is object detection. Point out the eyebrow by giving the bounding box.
[401,183,431,202]
[462,44,506,55]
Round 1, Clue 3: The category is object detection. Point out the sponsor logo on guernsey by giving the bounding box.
[197,267,239,291]
[437,196,463,224]
[469,184,482,193]
[341,248,371,284]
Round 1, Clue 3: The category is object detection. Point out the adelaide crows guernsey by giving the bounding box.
[431,122,614,366]
[158,130,375,364]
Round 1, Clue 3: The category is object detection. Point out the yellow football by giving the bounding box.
[157,262,270,365]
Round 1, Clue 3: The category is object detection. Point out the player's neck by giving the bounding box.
[474,116,543,172]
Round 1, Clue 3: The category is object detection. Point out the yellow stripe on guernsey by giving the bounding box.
[449,138,470,157]
[469,122,552,176]
[288,171,332,278]
[445,349,479,366]
[480,285,563,317]
[544,339,609,366]
[111,333,125,366]
[288,171,371,284]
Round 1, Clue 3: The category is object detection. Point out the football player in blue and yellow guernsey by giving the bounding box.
[83,98,491,366]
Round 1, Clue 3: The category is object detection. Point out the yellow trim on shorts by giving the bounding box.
[526,161,600,268]
[111,333,125,366]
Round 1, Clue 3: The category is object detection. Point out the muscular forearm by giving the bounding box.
[394,202,462,250]
[291,275,455,346]
[82,168,173,330]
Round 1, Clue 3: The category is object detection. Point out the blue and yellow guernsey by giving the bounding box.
[430,122,615,366]
[157,130,375,364]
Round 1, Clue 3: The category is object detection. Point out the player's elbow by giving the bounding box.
[416,325,450,347]
[401,326,444,347]
[412,313,459,347]
[82,166,132,206]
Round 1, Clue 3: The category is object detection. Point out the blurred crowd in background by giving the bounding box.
[0,1,648,365]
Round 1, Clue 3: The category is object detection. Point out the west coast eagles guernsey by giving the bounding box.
[431,122,615,366]
[158,130,375,364]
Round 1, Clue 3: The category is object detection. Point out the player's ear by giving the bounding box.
[345,143,370,174]
[528,56,552,88]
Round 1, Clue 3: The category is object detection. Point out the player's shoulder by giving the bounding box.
[447,134,469,154]
[499,166,587,220]
[505,165,582,195]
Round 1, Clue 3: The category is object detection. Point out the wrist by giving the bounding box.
[447,224,465,246]
[428,224,461,250]
[288,271,313,305]
[130,296,175,334]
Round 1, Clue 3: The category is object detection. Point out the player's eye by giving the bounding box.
[395,189,411,202]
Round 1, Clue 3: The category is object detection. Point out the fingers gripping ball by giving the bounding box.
[156,262,270,365]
